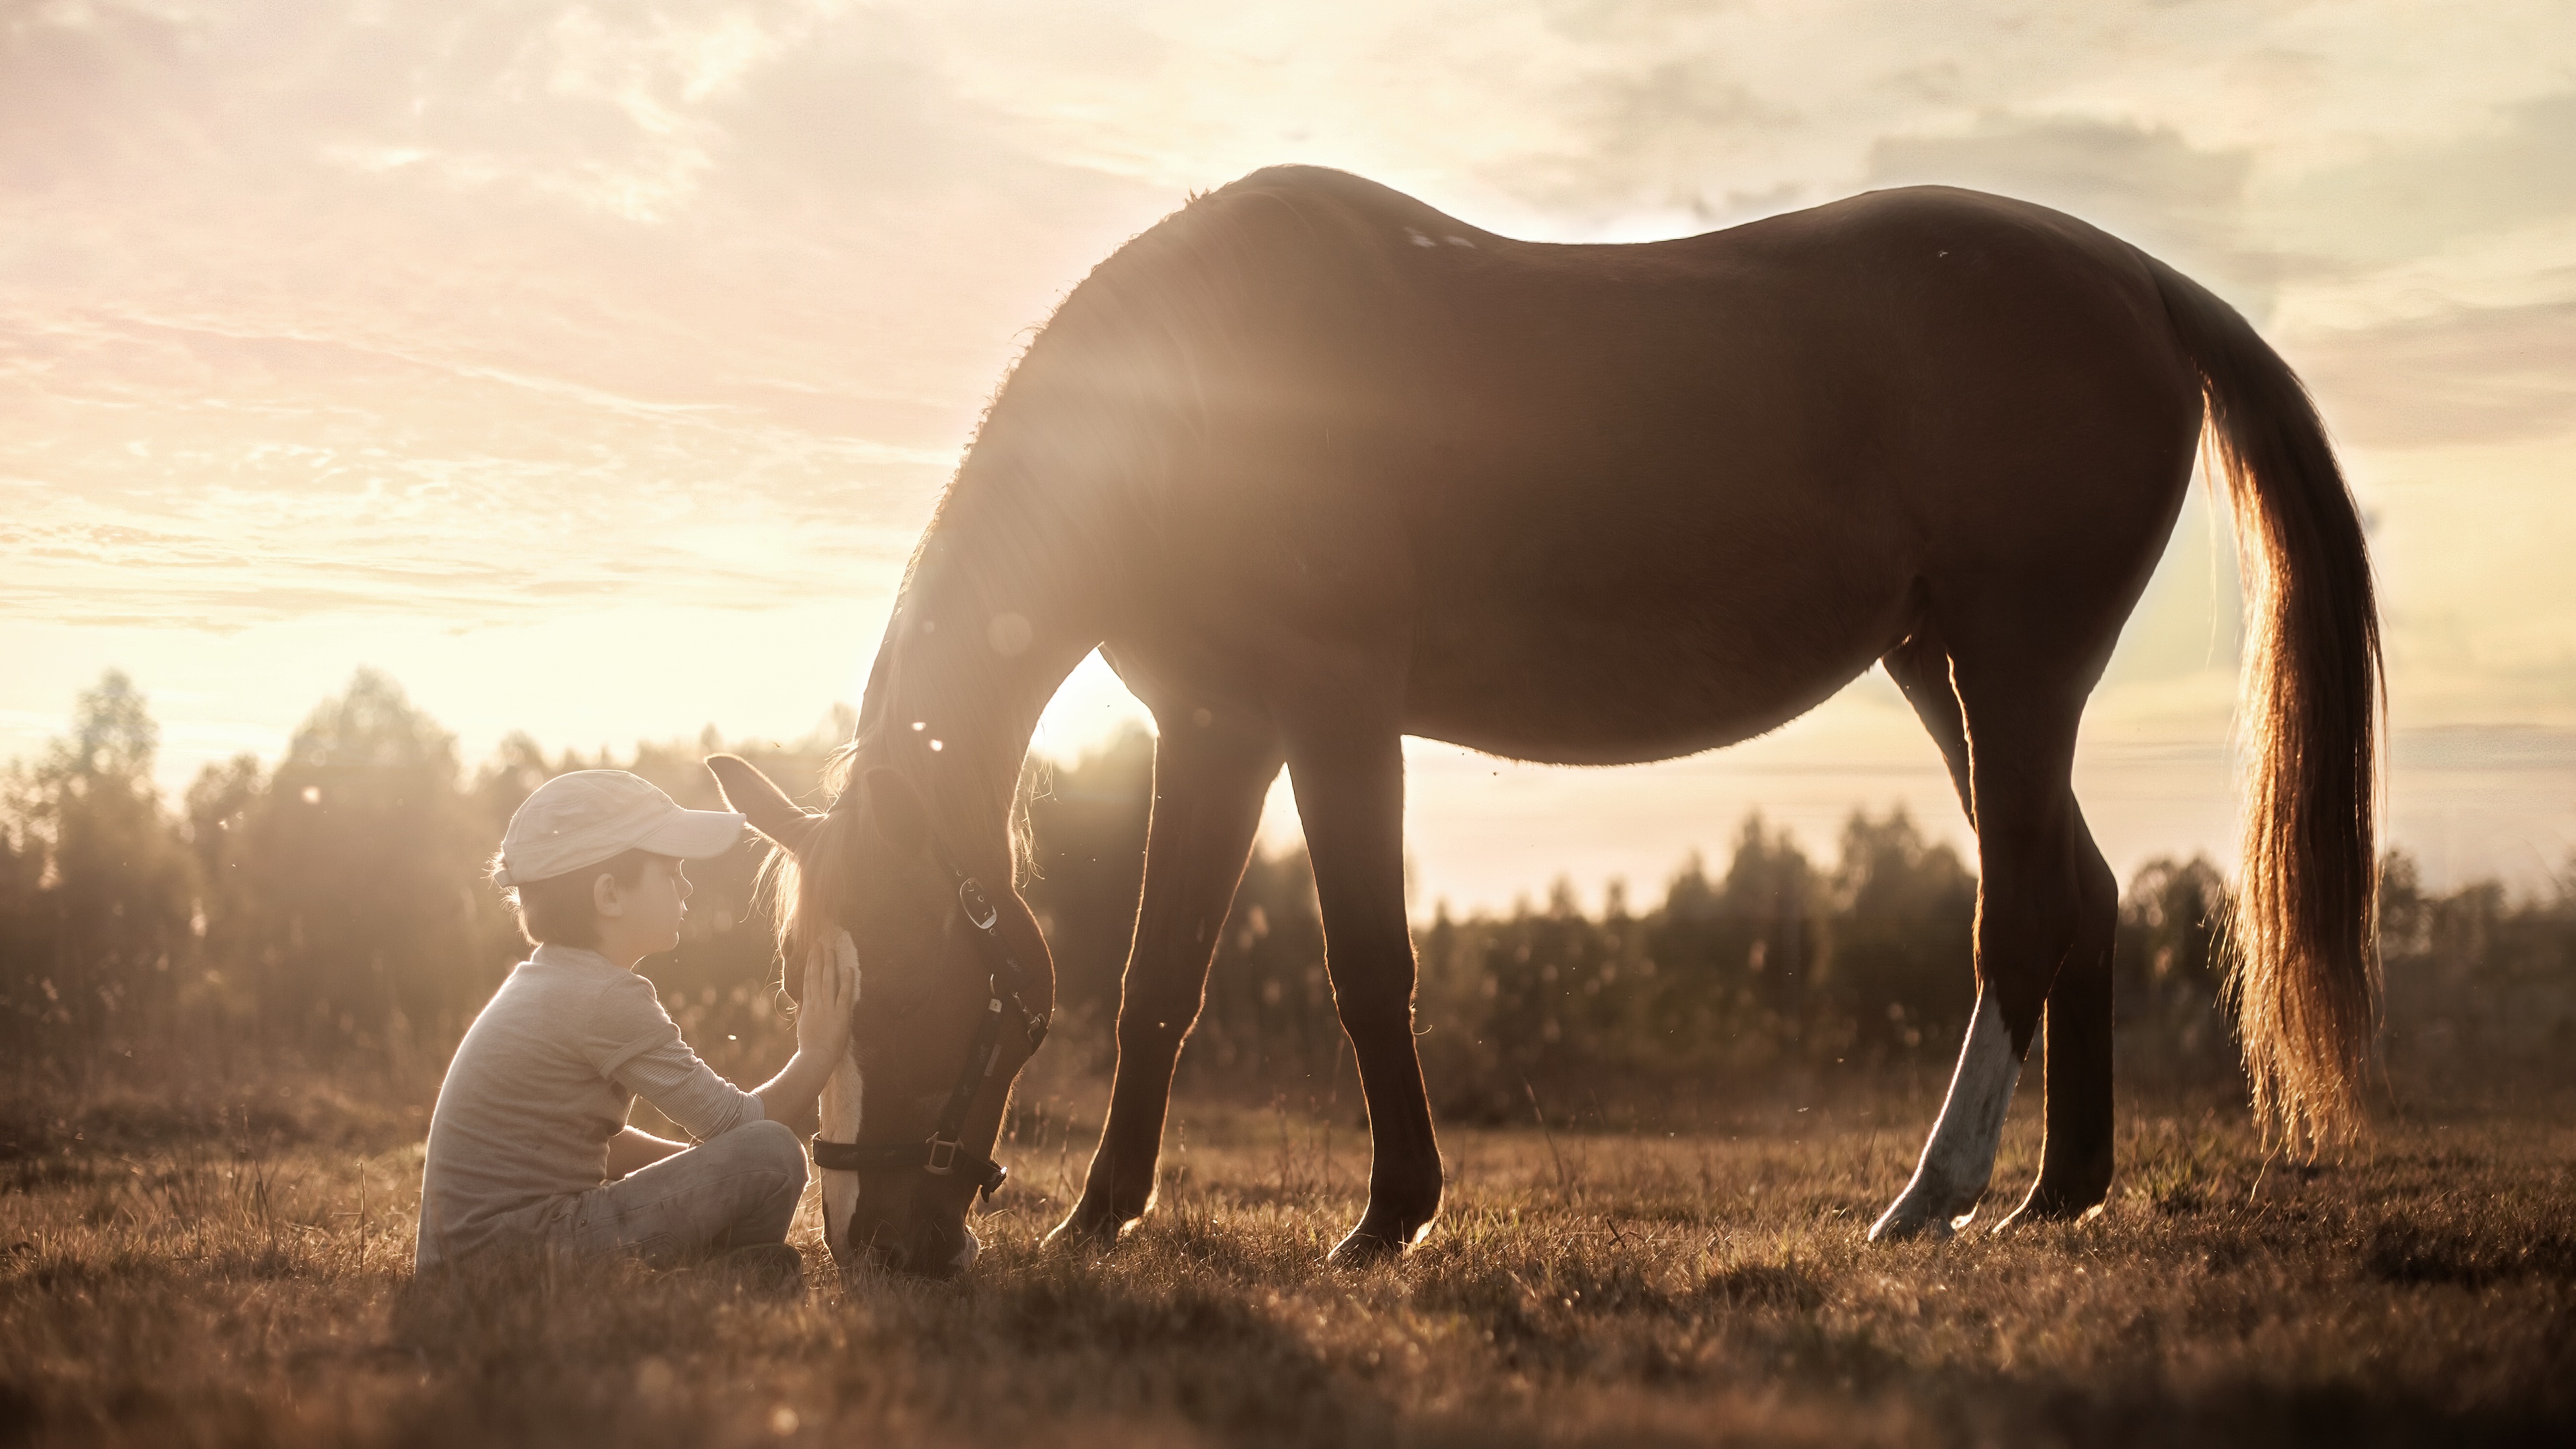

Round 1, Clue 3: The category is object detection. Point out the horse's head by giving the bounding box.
[704,751,1051,1279]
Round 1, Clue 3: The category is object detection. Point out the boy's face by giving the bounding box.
[596,856,692,960]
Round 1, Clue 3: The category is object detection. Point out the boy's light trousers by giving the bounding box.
[559,1118,808,1265]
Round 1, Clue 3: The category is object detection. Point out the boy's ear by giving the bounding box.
[705,755,820,854]
[863,768,932,855]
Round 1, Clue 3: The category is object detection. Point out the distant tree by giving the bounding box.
[1721,818,1819,1027]
[180,753,268,1059]
[0,672,199,1073]
[2376,850,2429,963]
[184,755,264,890]
[0,803,40,1059]
[1640,818,1821,1060]
[230,669,491,1061]
[470,732,557,837]
[2381,847,2576,1063]
[1480,878,1615,1079]
[1195,845,1336,1093]
[1644,850,1731,1040]
[1821,805,1976,1055]
[2112,855,2231,1018]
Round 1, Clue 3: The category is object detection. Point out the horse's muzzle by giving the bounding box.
[855,1211,980,1279]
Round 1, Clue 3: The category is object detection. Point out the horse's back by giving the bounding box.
[1171,169,2199,537]
[1095,171,2207,761]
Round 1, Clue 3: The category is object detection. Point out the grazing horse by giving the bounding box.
[706,164,2379,1273]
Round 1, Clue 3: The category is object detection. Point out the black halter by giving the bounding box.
[808,838,1050,1212]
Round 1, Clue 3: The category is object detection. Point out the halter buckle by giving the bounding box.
[956,877,999,930]
[924,1135,959,1175]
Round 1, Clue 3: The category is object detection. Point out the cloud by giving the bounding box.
[0,295,950,630]
[0,1,1179,633]
[2262,89,2576,267]
[1498,50,1805,221]
[2296,299,2576,448]
[1866,113,2264,292]
[2393,724,2576,773]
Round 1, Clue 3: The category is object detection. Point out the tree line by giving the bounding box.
[5,669,2570,1110]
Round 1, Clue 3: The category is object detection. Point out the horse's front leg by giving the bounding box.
[1046,712,1281,1248]
[1281,701,1444,1265]
[816,1043,863,1264]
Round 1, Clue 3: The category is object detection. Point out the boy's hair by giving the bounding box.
[503,849,665,949]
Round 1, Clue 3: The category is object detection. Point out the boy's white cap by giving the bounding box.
[492,770,745,887]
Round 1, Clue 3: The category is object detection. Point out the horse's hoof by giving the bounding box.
[1866,1199,1964,1242]
[1326,1230,1405,1268]
[1327,1210,1432,1267]
[1990,1194,2106,1235]
[1042,1207,1130,1252]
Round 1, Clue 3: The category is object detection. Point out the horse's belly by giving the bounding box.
[1401,561,1911,767]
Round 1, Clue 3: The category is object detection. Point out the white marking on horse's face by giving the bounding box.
[1869,990,2023,1240]
[818,1043,863,1263]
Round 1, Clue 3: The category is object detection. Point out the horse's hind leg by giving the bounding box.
[1999,803,2118,1228]
[1870,656,2109,1240]
[1046,710,1283,1248]
[1874,625,2120,1234]
[1883,624,1973,826]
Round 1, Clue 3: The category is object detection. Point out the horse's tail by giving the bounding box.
[2145,253,2383,1150]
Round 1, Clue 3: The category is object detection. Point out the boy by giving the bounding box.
[415,769,855,1287]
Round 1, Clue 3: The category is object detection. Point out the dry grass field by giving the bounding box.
[4,1073,2572,1448]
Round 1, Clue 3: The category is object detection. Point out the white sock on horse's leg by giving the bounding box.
[1869,989,2023,1241]
[817,1051,863,1262]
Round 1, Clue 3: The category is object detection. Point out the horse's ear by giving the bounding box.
[863,767,932,855]
[705,755,820,854]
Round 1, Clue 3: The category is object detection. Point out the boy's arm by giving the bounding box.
[605,1127,687,1179]
[594,972,775,1143]
[752,934,858,1136]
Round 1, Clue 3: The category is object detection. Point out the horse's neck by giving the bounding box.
[863,523,1101,877]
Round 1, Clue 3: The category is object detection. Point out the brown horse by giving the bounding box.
[706,165,2379,1273]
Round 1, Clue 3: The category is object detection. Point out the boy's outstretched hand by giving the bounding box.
[754,932,857,1134]
[798,932,858,1061]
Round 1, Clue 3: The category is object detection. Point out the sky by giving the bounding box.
[4,0,2572,914]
